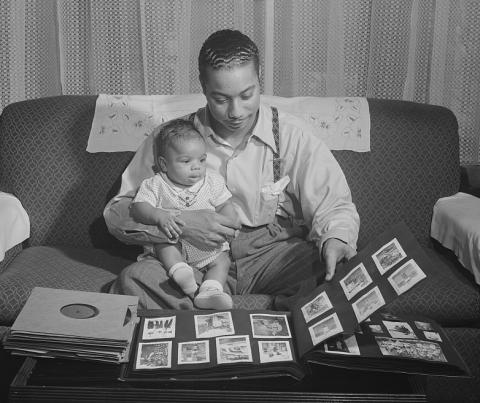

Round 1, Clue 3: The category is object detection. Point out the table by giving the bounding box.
[10,357,427,402]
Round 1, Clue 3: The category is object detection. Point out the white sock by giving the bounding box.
[199,279,223,292]
[168,262,198,296]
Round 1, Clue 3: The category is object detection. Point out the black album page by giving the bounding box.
[121,309,307,382]
[291,222,435,359]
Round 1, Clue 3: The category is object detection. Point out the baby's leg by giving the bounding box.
[194,252,233,310]
[154,244,198,298]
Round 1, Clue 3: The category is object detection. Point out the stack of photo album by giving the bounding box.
[119,222,470,382]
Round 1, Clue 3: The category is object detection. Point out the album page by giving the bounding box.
[304,311,470,377]
[121,309,307,382]
[291,221,435,359]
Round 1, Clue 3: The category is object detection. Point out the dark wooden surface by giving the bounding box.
[9,357,427,402]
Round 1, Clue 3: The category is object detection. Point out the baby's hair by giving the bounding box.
[198,29,259,83]
[154,118,204,159]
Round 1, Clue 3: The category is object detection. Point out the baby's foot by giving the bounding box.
[194,288,233,310]
[168,263,198,298]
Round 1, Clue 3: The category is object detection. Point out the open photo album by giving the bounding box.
[119,222,469,382]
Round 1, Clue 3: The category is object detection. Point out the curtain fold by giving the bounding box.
[1,0,479,162]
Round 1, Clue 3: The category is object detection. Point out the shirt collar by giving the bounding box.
[194,103,278,153]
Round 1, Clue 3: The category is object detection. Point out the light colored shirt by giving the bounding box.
[109,102,359,250]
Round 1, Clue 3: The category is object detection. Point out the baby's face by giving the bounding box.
[161,136,207,187]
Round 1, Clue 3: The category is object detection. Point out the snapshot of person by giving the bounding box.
[104,28,360,311]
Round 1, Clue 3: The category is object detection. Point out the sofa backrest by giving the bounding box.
[0,96,459,252]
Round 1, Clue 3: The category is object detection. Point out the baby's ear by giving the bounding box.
[157,156,167,173]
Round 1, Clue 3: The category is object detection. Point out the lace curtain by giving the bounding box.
[1,0,479,162]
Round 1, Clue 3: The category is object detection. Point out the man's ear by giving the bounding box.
[199,75,206,94]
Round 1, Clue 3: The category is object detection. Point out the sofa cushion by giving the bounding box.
[426,327,480,403]
[0,246,133,325]
[386,247,480,326]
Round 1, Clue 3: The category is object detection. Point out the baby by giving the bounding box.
[130,118,238,310]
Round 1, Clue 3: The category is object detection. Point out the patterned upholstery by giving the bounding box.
[0,246,132,325]
[233,294,274,310]
[386,248,480,326]
[0,96,139,255]
[334,99,459,249]
[0,243,22,275]
[426,327,480,403]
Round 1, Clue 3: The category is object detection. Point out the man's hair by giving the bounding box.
[154,118,204,159]
[198,29,259,83]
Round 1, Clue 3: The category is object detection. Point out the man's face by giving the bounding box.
[201,61,260,138]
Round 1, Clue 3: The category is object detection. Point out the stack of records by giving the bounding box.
[4,287,139,364]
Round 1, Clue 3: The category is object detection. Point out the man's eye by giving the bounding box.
[241,93,253,100]
[214,98,227,104]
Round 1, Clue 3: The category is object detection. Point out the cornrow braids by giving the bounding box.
[154,118,204,159]
[198,29,259,83]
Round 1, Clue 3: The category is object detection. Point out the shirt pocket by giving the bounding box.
[258,184,280,223]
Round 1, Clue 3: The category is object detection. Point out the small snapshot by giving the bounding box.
[194,312,235,338]
[178,340,210,365]
[136,341,172,369]
[324,334,360,355]
[308,312,343,346]
[340,263,373,300]
[142,316,176,340]
[372,238,407,274]
[352,286,386,323]
[376,337,447,362]
[388,259,426,295]
[216,335,253,364]
[383,320,418,339]
[301,291,333,323]
[258,340,293,363]
[250,313,291,338]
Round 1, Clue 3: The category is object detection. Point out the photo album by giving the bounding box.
[119,222,469,382]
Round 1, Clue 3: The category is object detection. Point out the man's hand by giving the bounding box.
[178,209,241,249]
[320,238,356,281]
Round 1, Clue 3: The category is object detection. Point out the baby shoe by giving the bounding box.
[194,288,233,310]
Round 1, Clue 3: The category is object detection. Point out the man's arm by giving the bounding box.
[286,123,360,280]
[130,202,184,240]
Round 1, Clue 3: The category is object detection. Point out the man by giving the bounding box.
[104,29,359,310]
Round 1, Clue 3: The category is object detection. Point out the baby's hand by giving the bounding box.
[156,210,185,239]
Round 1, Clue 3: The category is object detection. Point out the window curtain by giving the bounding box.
[1,0,479,163]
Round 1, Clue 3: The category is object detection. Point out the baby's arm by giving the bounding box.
[131,202,184,239]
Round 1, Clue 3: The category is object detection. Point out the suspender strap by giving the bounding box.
[271,106,281,182]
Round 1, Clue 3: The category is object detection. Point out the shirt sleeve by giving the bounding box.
[207,170,233,207]
[283,121,360,251]
[132,175,162,207]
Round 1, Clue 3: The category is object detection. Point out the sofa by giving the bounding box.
[0,95,479,401]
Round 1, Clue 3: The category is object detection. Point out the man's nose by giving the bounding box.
[228,99,241,119]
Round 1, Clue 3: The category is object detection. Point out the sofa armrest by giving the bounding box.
[0,192,29,271]
[460,164,480,197]
[0,243,23,275]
